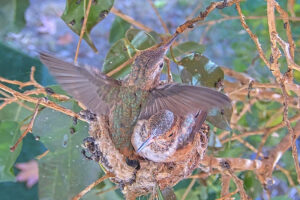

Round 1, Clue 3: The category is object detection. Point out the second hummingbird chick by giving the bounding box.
[131,110,205,163]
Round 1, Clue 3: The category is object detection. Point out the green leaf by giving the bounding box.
[179,53,224,88]
[294,70,300,84]
[175,181,204,200]
[0,121,22,182]
[109,17,131,44]
[38,148,102,200]
[0,0,29,36]
[32,101,83,152]
[102,38,135,79]
[61,0,114,52]
[217,142,245,158]
[0,102,33,122]
[0,42,47,85]
[33,100,102,200]
[125,29,158,50]
[167,41,205,58]
[103,29,158,79]
[157,186,165,200]
[243,171,262,199]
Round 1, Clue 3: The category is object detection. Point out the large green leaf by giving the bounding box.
[0,0,29,36]
[109,16,131,44]
[102,29,158,79]
[38,147,102,200]
[0,102,33,122]
[0,42,46,85]
[32,100,102,200]
[125,29,158,50]
[32,101,82,152]
[61,0,114,52]
[167,41,205,59]
[102,38,135,78]
[0,121,22,182]
[179,53,224,88]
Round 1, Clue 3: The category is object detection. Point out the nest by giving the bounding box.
[84,115,208,199]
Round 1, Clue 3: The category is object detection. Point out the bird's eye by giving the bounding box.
[159,62,164,68]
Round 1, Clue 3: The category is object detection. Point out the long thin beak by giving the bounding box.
[160,33,178,51]
[136,135,154,153]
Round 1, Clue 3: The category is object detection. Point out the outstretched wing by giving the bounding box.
[140,83,231,120]
[40,53,121,116]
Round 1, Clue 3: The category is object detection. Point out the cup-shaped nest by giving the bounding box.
[86,114,208,199]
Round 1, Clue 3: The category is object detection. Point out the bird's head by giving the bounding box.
[127,35,177,90]
[134,110,175,153]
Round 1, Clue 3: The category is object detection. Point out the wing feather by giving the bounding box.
[40,53,121,115]
[140,83,231,119]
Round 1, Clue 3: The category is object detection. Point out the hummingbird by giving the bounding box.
[131,109,208,162]
[40,34,231,158]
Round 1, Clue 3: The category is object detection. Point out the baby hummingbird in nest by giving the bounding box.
[40,34,231,158]
[131,109,209,162]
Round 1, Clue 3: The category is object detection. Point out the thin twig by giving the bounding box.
[0,67,43,90]
[10,99,42,152]
[175,0,241,35]
[280,80,300,183]
[111,7,152,32]
[147,0,169,33]
[181,178,196,200]
[228,170,248,200]
[235,3,271,70]
[197,15,300,28]
[221,113,300,144]
[274,1,295,61]
[256,121,300,185]
[36,150,50,160]
[199,24,212,44]
[106,53,138,77]
[287,0,295,17]
[266,0,300,183]
[72,173,113,200]
[0,83,85,122]
[220,174,231,198]
[74,0,93,63]
[217,189,238,200]
[266,0,282,82]
[96,186,118,195]
[164,57,172,83]
[273,33,300,72]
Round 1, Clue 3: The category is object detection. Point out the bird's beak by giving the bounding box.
[136,135,154,153]
[160,33,178,51]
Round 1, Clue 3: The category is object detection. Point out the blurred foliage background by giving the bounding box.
[0,0,300,199]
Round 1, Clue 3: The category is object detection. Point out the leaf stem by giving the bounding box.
[74,0,93,63]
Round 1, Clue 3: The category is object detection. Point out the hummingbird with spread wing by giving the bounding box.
[40,34,231,158]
